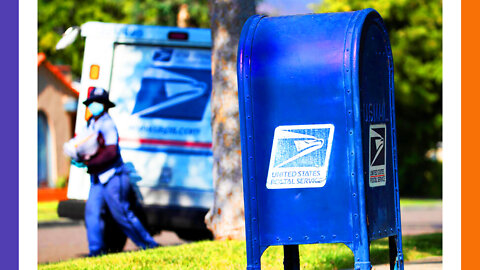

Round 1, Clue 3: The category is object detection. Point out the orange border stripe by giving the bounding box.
[462,0,477,268]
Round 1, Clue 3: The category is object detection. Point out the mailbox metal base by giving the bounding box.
[354,262,372,270]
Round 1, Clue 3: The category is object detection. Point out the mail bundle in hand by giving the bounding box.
[63,128,99,161]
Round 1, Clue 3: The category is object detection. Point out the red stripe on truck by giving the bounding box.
[119,138,212,148]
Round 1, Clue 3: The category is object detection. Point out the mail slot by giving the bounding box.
[238,9,403,270]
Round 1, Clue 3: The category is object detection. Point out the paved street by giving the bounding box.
[38,224,187,264]
[400,205,442,235]
[38,205,442,264]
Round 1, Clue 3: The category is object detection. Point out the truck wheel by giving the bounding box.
[103,209,127,253]
[101,194,152,253]
[175,229,213,241]
[129,191,158,236]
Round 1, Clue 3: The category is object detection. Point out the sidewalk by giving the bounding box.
[373,257,442,269]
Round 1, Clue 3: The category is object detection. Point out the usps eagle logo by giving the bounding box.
[368,123,387,187]
[266,124,335,189]
[131,67,211,121]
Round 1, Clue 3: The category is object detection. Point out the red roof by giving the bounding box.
[38,52,79,96]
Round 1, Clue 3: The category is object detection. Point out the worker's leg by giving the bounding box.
[103,169,159,249]
[85,178,107,256]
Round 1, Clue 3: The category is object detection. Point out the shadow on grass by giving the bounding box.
[369,233,442,268]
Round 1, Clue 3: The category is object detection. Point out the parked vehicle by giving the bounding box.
[57,22,214,248]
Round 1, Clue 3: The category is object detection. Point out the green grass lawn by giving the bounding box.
[38,201,60,222]
[39,233,441,269]
[399,198,442,207]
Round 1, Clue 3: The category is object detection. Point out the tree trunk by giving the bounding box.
[205,0,256,240]
[177,4,190,28]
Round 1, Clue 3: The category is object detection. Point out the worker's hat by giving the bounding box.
[83,87,116,108]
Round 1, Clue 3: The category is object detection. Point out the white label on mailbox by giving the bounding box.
[266,124,335,189]
[369,123,387,187]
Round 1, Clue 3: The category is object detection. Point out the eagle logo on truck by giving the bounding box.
[131,67,211,121]
[266,124,334,189]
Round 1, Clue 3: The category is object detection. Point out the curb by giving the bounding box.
[372,257,442,269]
[38,219,83,229]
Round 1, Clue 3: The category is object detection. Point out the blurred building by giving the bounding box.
[38,53,78,188]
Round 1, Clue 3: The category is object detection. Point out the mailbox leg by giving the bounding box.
[283,245,300,270]
[353,243,372,270]
[388,236,397,270]
[388,235,404,270]
[245,240,261,270]
[353,260,372,270]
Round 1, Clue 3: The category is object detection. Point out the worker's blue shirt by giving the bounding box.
[87,112,122,183]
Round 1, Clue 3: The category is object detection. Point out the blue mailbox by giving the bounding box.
[238,9,403,270]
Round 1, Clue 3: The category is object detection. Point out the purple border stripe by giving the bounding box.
[0,0,19,269]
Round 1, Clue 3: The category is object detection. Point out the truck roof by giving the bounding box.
[81,22,212,47]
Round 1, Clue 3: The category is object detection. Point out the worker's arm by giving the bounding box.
[86,145,117,167]
[84,131,119,174]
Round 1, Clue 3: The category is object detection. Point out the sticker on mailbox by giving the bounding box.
[369,124,387,187]
[266,124,335,189]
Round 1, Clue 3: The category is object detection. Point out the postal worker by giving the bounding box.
[80,87,158,256]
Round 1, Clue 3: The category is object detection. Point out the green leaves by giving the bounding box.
[313,0,442,197]
[38,0,210,78]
